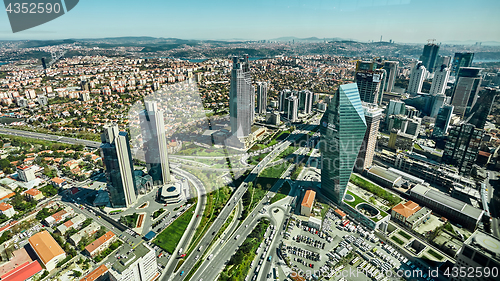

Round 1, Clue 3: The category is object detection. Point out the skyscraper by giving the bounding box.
[355,103,383,172]
[407,61,426,95]
[464,87,499,130]
[429,64,450,95]
[432,105,454,137]
[442,123,484,175]
[451,67,482,117]
[355,60,386,104]
[429,93,446,118]
[256,82,268,114]
[100,124,137,208]
[451,52,474,76]
[139,101,171,186]
[285,95,299,122]
[279,89,293,112]
[385,99,406,123]
[230,55,255,138]
[382,61,398,93]
[436,55,451,68]
[320,83,367,204]
[419,43,440,73]
[298,90,313,114]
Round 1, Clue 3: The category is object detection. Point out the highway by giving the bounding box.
[162,167,207,278]
[189,180,289,281]
[0,127,101,148]
[166,127,311,280]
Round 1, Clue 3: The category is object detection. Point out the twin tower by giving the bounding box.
[100,101,170,208]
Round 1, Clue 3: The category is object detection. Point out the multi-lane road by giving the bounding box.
[171,127,315,280]
[166,140,293,280]
[0,127,101,148]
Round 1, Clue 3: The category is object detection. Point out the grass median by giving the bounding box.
[219,219,270,281]
[186,185,232,256]
[153,204,196,254]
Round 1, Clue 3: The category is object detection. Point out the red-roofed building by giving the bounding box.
[25,189,45,201]
[51,177,67,188]
[391,201,431,229]
[79,264,109,281]
[334,209,346,219]
[85,231,116,257]
[301,190,316,217]
[0,203,14,218]
[0,260,43,281]
[477,150,492,166]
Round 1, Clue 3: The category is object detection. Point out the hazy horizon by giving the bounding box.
[0,0,499,43]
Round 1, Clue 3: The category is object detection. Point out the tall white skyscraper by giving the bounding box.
[407,61,426,95]
[256,82,268,114]
[140,101,171,186]
[100,124,137,208]
[429,64,450,95]
[230,56,255,138]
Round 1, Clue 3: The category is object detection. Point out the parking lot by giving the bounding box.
[280,208,408,281]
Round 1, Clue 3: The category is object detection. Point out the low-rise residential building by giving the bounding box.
[56,214,86,235]
[301,190,315,217]
[51,177,67,188]
[391,200,431,229]
[70,221,101,246]
[85,231,116,257]
[0,203,15,218]
[44,207,73,226]
[25,188,45,201]
[108,243,158,281]
[17,165,36,182]
[28,231,66,272]
[79,264,109,281]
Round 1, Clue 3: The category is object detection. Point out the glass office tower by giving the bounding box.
[320,83,367,204]
[100,123,137,208]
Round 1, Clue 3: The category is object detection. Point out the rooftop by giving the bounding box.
[464,230,500,261]
[392,201,421,219]
[85,231,115,254]
[368,166,402,184]
[301,190,316,209]
[28,231,65,265]
[112,243,151,274]
[0,203,13,211]
[410,184,483,220]
[0,261,43,281]
[80,264,108,281]
[25,188,42,196]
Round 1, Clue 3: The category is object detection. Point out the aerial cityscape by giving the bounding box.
[0,1,499,281]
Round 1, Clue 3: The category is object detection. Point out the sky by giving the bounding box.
[0,0,499,43]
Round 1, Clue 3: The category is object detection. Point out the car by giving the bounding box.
[180,271,184,276]
[180,254,186,257]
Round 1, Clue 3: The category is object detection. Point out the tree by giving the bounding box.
[72,270,82,278]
